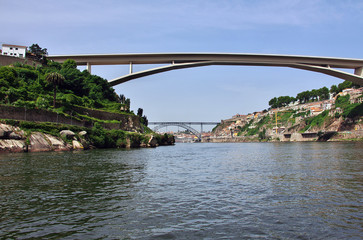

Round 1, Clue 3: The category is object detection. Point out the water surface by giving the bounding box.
[0,142,362,239]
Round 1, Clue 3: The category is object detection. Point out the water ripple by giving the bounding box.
[0,143,362,239]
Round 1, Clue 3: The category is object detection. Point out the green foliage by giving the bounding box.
[60,93,83,106]
[343,103,363,118]
[15,120,86,136]
[335,94,350,109]
[212,123,220,132]
[270,85,334,108]
[279,112,294,124]
[303,110,330,132]
[28,43,48,56]
[293,111,308,118]
[35,95,52,109]
[246,127,259,136]
[269,96,295,108]
[0,60,120,111]
[258,128,268,141]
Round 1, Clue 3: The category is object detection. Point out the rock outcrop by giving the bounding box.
[0,124,79,153]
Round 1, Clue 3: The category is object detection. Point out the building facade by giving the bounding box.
[1,44,27,58]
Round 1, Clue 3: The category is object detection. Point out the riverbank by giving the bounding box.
[204,129,363,143]
[0,121,174,153]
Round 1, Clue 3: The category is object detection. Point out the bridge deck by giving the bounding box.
[48,53,363,69]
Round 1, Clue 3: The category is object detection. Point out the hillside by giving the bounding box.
[211,87,363,142]
[0,60,174,152]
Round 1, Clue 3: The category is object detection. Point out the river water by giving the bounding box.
[0,142,362,239]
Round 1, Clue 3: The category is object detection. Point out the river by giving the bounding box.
[0,142,362,239]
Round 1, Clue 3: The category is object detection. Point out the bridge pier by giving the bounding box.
[129,62,133,74]
[87,62,92,74]
[354,67,363,76]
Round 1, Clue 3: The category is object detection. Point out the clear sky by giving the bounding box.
[2,0,363,126]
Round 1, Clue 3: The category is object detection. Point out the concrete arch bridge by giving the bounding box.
[47,53,363,86]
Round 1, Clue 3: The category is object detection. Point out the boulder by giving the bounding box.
[148,135,159,148]
[79,131,87,136]
[0,139,27,153]
[60,130,76,139]
[72,140,84,150]
[28,132,52,152]
[9,132,22,140]
[0,123,12,139]
[0,129,5,139]
[80,138,90,150]
[44,134,71,151]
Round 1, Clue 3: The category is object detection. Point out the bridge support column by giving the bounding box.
[200,123,203,139]
[354,67,363,76]
[129,62,133,74]
[87,62,92,74]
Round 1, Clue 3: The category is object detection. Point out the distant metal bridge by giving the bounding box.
[148,122,219,141]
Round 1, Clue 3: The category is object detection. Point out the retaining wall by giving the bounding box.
[0,105,142,132]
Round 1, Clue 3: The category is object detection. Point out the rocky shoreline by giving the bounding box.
[0,123,170,154]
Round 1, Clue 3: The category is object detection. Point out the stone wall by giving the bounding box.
[0,105,91,128]
[0,105,143,132]
[0,55,40,67]
[66,105,143,131]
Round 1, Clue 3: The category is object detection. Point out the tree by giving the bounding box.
[45,72,65,107]
[142,115,148,126]
[268,97,278,108]
[330,85,339,95]
[137,108,143,117]
[311,89,318,101]
[28,44,48,63]
[318,87,329,100]
[125,98,131,111]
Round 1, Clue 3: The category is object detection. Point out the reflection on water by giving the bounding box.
[0,142,362,239]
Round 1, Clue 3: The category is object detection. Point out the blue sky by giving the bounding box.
[2,0,363,126]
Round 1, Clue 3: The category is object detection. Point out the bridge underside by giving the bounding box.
[47,53,363,86]
[108,61,363,87]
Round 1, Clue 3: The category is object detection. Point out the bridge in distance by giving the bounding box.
[48,52,363,86]
[149,122,220,141]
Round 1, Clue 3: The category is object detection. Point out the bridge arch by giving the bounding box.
[153,123,201,141]
[108,61,363,87]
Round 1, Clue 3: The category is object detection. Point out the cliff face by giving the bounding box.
[212,108,363,142]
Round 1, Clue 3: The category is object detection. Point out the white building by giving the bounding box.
[1,44,27,58]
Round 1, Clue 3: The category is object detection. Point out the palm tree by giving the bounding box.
[45,72,65,107]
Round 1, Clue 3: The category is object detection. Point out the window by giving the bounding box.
[15,48,18,50]
[10,53,13,55]
[10,47,13,50]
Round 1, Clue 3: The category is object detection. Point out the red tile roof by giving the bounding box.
[2,44,27,48]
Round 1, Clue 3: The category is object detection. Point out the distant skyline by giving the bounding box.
[2,0,363,124]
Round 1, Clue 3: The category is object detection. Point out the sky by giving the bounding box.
[2,0,363,129]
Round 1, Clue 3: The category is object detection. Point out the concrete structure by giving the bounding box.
[47,53,363,86]
[1,44,27,58]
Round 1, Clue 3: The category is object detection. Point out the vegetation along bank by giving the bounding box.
[0,45,174,153]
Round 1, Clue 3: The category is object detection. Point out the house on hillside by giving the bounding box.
[1,44,27,58]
